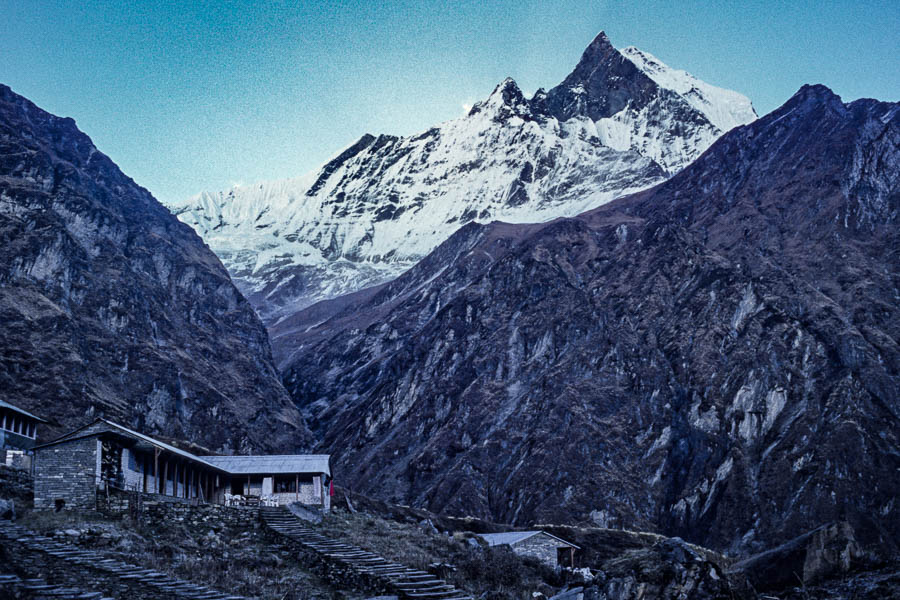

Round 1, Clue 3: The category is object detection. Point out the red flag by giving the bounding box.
[329,480,334,496]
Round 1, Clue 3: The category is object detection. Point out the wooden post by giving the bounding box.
[142,453,148,493]
[247,474,250,496]
[570,547,575,568]
[162,458,168,496]
[154,449,160,494]
[295,474,299,501]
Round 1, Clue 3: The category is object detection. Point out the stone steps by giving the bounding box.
[0,521,247,600]
[259,507,473,600]
[0,571,112,599]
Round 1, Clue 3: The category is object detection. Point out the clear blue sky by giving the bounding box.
[2,1,897,205]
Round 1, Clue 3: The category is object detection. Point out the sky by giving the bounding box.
[2,1,898,205]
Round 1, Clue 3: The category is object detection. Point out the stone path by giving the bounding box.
[260,506,472,600]
[0,520,249,600]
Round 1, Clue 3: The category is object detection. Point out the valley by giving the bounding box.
[1,14,897,599]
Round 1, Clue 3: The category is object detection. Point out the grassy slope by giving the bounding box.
[17,508,349,600]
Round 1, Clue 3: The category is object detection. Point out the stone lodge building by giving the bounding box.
[477,531,580,568]
[32,419,331,510]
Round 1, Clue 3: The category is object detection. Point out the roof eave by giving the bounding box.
[0,400,49,423]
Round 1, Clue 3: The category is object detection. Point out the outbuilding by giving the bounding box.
[477,531,580,568]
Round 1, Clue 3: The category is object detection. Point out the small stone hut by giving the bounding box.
[0,399,47,468]
[32,418,331,511]
[477,531,580,568]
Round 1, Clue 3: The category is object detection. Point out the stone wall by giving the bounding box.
[0,463,32,489]
[272,480,324,506]
[33,436,99,510]
[512,533,574,568]
[97,489,259,530]
[144,500,259,530]
[0,463,33,509]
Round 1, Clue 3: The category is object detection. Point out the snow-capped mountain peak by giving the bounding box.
[469,77,533,121]
[169,33,757,324]
[620,46,757,133]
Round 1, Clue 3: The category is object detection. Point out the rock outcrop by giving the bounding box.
[730,521,869,591]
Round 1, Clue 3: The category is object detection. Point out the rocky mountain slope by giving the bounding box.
[278,85,899,555]
[169,32,756,324]
[0,84,309,452]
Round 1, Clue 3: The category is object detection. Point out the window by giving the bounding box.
[274,475,297,493]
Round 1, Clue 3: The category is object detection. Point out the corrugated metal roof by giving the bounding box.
[478,531,542,546]
[97,420,226,471]
[202,455,330,476]
[0,399,48,423]
[33,418,329,477]
[477,531,579,549]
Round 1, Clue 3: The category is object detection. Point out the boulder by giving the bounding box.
[730,521,866,591]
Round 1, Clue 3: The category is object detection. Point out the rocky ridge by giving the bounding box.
[0,84,309,452]
[279,85,899,555]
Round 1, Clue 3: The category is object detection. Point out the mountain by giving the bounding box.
[0,84,309,453]
[169,32,756,324]
[277,85,899,555]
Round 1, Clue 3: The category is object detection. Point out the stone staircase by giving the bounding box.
[0,520,248,600]
[260,506,472,600]
[0,572,111,599]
